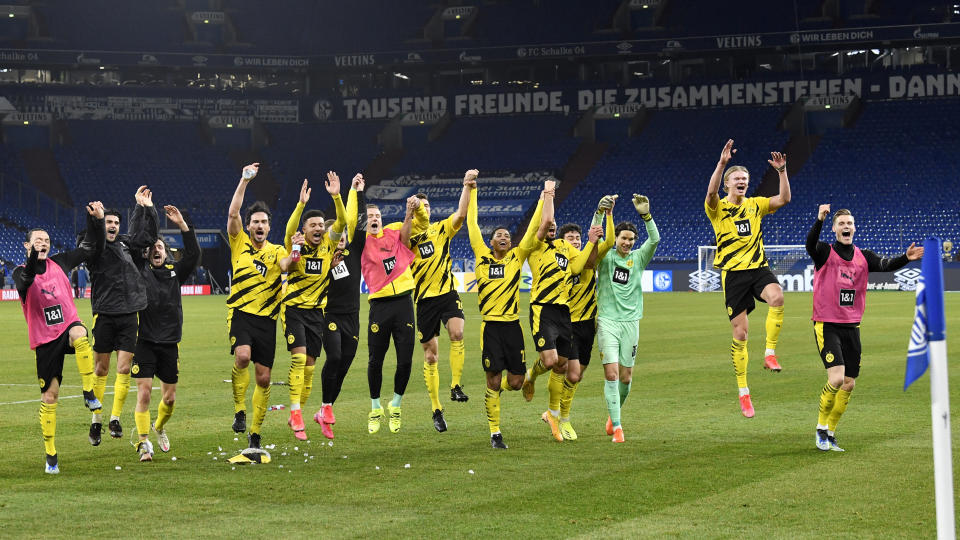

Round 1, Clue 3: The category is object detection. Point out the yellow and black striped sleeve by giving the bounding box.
[705,196,772,271]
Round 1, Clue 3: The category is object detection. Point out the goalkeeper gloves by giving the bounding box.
[632,194,651,221]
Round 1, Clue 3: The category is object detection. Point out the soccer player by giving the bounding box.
[519,180,600,442]
[227,163,289,450]
[465,170,542,448]
[807,204,922,451]
[593,194,660,442]
[15,202,104,473]
[314,174,367,440]
[361,195,428,434]
[704,139,791,417]
[129,205,200,462]
[408,175,471,430]
[279,173,346,441]
[87,186,159,444]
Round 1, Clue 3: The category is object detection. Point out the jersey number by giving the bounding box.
[734,219,751,237]
[418,241,435,259]
[383,256,397,275]
[305,259,324,275]
[253,259,268,278]
[554,253,569,271]
[613,267,630,285]
[839,289,855,307]
[43,304,64,326]
[488,264,505,280]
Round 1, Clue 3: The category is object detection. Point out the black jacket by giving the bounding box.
[135,227,201,344]
[324,190,366,315]
[14,213,104,300]
[88,204,158,315]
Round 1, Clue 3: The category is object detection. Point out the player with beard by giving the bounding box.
[705,140,791,418]
[15,202,104,473]
[129,205,200,461]
[520,180,602,442]
[313,174,367,440]
[226,163,289,450]
[807,205,922,451]
[361,196,428,434]
[86,186,159,445]
[279,173,346,441]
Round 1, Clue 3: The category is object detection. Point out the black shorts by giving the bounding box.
[92,312,138,354]
[369,293,416,347]
[283,305,324,358]
[571,319,597,366]
[324,311,360,349]
[132,340,179,384]
[721,267,780,319]
[481,320,527,375]
[529,303,575,359]
[416,290,465,343]
[813,321,862,378]
[229,308,278,369]
[35,321,84,393]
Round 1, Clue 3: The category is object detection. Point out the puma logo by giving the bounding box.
[40,286,57,298]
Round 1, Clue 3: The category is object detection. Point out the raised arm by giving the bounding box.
[324,171,347,243]
[863,244,923,273]
[536,179,556,241]
[54,202,105,270]
[767,151,791,211]
[517,195,545,256]
[636,218,660,269]
[596,195,618,260]
[285,179,310,252]
[344,174,364,239]
[706,139,735,210]
[166,205,201,284]
[450,169,477,232]
[807,204,832,269]
[464,174,486,256]
[128,186,159,249]
[577,225,603,271]
[228,163,259,238]
[400,196,420,248]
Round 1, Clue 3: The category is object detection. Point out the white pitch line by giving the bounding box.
[0,386,158,407]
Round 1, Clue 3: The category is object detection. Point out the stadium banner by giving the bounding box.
[0,22,956,69]
[682,261,960,292]
[162,230,221,249]
[384,173,548,186]
[36,94,299,123]
[376,199,535,219]
[371,176,544,200]
[0,285,210,301]
[324,69,960,121]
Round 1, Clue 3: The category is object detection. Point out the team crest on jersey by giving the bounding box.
[825,352,835,364]
[483,357,490,368]
[38,377,44,388]
[131,364,140,375]
[287,334,295,345]
[537,337,545,347]
[626,259,634,268]
[417,331,423,340]
[328,322,337,331]
[371,323,379,333]
[165,264,174,270]
[727,306,733,316]
[230,336,237,345]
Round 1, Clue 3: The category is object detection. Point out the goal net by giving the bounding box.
[694,245,807,292]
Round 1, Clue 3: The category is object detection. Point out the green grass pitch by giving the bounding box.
[0,292,958,538]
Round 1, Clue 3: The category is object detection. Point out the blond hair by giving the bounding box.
[832,208,852,225]
[723,165,749,183]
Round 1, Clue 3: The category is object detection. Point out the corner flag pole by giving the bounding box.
[924,238,954,540]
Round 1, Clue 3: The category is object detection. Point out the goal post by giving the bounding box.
[695,245,807,292]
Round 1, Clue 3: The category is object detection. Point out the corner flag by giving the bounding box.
[904,237,953,540]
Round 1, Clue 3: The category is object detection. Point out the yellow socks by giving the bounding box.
[93,374,107,414]
[484,387,501,434]
[73,336,95,392]
[288,353,306,407]
[765,305,784,351]
[500,376,513,392]
[817,382,840,426]
[40,402,57,456]
[827,389,852,431]
[251,384,270,434]
[559,378,579,419]
[232,364,249,413]
[156,401,174,431]
[424,361,441,411]
[449,340,465,388]
[301,364,316,406]
[135,409,150,438]
[111,372,131,418]
[731,338,748,389]
[547,371,563,413]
